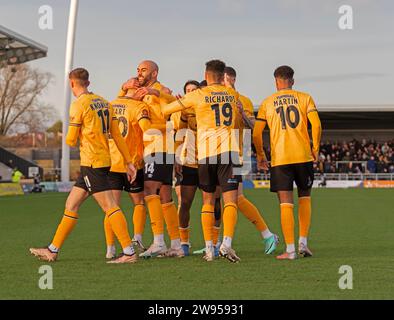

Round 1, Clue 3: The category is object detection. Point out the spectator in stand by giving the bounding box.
[251,139,393,174]
[367,156,377,173]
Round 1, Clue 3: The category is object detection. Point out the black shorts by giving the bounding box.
[144,153,173,185]
[198,154,240,193]
[108,169,144,193]
[74,166,111,194]
[175,165,199,187]
[270,161,314,192]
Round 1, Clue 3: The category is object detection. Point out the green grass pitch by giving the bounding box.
[0,189,393,300]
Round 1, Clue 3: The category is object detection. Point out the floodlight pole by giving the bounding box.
[61,0,79,182]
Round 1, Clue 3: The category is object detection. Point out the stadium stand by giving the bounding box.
[0,162,12,181]
[249,105,394,183]
[0,146,43,179]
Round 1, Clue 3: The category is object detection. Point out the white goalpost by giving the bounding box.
[61,0,79,182]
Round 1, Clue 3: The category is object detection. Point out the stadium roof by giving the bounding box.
[0,25,47,68]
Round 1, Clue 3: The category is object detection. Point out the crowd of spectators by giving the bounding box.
[316,139,394,174]
[251,139,394,174]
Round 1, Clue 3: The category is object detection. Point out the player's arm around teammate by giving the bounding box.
[120,60,182,259]
[253,65,322,260]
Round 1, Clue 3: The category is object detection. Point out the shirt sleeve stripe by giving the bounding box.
[138,116,151,122]
[307,109,318,114]
[255,117,267,122]
[69,123,81,127]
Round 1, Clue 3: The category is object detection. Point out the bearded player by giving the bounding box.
[119,60,183,258]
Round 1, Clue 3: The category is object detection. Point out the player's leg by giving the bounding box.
[270,164,297,260]
[213,187,222,248]
[201,190,216,261]
[161,183,184,257]
[194,185,221,256]
[237,183,279,254]
[179,184,198,255]
[198,162,217,261]
[217,158,241,263]
[140,153,169,258]
[30,167,91,262]
[295,161,315,257]
[175,185,181,212]
[29,182,89,262]
[140,179,167,258]
[129,192,146,249]
[104,171,126,259]
[92,189,137,263]
[103,189,122,259]
[178,165,199,256]
[276,190,296,260]
[297,188,313,257]
[219,189,241,263]
[128,169,147,252]
[78,167,136,264]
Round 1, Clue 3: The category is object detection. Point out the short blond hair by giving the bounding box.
[69,68,89,86]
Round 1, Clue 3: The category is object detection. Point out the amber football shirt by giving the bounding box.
[68,93,115,168]
[163,84,241,161]
[256,89,317,167]
[109,97,150,173]
[119,82,176,155]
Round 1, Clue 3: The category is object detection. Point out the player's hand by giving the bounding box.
[236,100,244,113]
[161,86,173,95]
[175,94,183,100]
[312,149,319,162]
[257,159,269,172]
[126,163,137,183]
[175,163,183,178]
[131,89,145,101]
[135,87,160,99]
[122,78,140,91]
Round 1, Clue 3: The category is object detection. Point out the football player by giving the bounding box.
[253,65,322,260]
[30,68,138,264]
[119,60,183,258]
[172,80,200,256]
[223,66,279,254]
[104,88,152,259]
[162,60,242,263]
